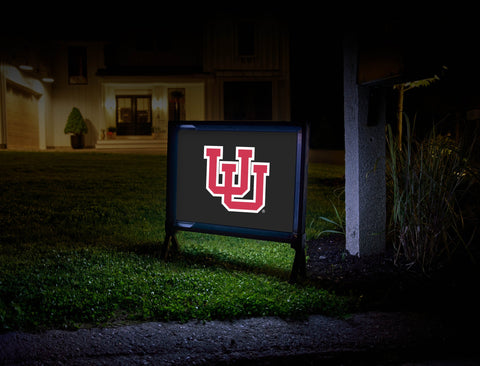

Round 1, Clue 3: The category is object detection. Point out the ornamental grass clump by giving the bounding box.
[386,117,478,273]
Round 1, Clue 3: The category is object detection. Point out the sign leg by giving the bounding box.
[289,236,306,283]
[161,230,179,259]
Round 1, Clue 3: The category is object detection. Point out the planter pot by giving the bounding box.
[70,134,85,149]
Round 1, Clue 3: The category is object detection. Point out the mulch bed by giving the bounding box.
[305,234,480,313]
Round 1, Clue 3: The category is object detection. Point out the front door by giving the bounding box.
[116,96,152,136]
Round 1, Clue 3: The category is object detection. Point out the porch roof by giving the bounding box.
[96,66,207,77]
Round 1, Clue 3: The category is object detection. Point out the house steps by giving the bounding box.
[95,136,167,153]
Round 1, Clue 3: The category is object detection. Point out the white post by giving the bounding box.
[343,33,386,256]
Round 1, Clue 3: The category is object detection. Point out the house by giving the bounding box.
[0,14,291,151]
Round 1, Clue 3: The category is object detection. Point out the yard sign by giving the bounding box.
[163,121,309,282]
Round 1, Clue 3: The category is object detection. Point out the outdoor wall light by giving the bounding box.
[104,96,115,110]
[152,97,163,110]
[17,61,54,83]
[18,64,34,71]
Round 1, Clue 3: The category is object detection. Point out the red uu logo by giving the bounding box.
[204,146,270,213]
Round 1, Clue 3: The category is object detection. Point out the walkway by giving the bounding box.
[1,312,479,365]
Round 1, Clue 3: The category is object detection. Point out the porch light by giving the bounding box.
[152,97,163,110]
[104,96,115,110]
[19,64,34,71]
[41,76,54,83]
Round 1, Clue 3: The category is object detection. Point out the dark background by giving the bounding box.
[175,128,298,233]
[3,6,479,149]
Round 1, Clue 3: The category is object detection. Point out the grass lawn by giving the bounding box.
[0,151,346,331]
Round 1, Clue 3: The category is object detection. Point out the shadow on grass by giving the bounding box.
[175,250,292,281]
[117,240,292,282]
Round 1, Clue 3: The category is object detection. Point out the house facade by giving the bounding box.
[0,15,290,151]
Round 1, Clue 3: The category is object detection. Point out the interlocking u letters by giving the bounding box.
[204,146,270,213]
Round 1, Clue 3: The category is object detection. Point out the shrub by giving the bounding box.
[386,116,478,273]
[64,107,88,135]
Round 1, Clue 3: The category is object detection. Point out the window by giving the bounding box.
[117,97,133,123]
[116,96,152,135]
[135,97,151,123]
[68,47,87,85]
[224,82,272,121]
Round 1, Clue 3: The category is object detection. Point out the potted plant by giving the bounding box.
[107,126,116,139]
[64,107,88,149]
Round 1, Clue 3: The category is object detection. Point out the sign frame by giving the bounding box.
[162,121,309,282]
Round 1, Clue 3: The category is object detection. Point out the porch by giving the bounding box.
[95,135,167,154]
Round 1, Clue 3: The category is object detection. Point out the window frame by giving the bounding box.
[115,95,152,124]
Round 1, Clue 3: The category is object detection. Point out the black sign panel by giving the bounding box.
[165,121,309,244]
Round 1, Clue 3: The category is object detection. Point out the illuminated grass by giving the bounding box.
[0,152,346,331]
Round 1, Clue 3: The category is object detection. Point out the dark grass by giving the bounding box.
[0,151,347,331]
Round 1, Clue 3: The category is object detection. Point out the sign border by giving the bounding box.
[163,121,309,282]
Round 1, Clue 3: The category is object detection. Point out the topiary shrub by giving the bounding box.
[64,107,88,136]
[64,107,88,149]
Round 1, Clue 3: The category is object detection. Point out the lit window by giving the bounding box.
[115,96,152,135]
